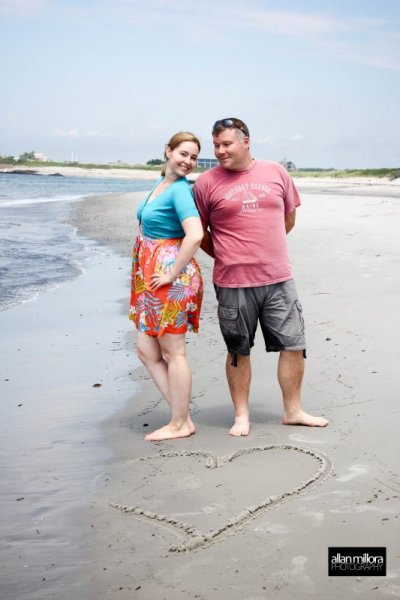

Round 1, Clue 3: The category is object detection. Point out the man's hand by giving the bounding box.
[200,229,215,257]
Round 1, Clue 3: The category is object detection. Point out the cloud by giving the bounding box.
[235,8,348,36]
[54,129,109,138]
[87,131,109,138]
[55,128,80,138]
[320,37,400,71]
[232,8,400,71]
[0,0,48,17]
[96,0,233,43]
[136,3,397,70]
[104,2,348,38]
[254,136,274,145]
[3,1,398,71]
[254,134,304,146]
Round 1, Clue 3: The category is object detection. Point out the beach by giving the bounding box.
[1,162,400,194]
[1,178,400,599]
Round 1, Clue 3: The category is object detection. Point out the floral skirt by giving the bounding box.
[129,233,203,336]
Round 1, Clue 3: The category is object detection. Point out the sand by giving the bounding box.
[1,179,400,599]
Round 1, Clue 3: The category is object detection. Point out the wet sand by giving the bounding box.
[1,179,400,599]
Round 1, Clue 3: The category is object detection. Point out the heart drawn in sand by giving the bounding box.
[110,444,332,553]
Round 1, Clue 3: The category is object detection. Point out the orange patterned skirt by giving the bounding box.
[129,233,203,336]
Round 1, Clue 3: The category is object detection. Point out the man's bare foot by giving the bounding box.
[229,416,250,436]
[283,410,328,427]
[145,421,195,442]
[187,416,196,435]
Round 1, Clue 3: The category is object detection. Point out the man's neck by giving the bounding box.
[229,156,254,172]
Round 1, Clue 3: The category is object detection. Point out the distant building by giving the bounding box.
[198,157,297,172]
[197,158,218,170]
[33,152,49,162]
[280,159,297,172]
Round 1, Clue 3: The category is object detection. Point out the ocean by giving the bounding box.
[0,172,155,311]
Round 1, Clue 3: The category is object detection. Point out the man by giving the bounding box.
[194,117,328,436]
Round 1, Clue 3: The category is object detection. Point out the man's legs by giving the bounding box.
[215,286,256,436]
[226,353,251,436]
[278,350,328,427]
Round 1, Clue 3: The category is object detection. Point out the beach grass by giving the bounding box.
[293,167,400,180]
[1,158,399,179]
[0,159,163,171]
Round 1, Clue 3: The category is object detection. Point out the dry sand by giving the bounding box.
[2,179,400,599]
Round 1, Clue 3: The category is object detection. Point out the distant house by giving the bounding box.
[197,158,218,170]
[280,159,297,172]
[33,152,49,163]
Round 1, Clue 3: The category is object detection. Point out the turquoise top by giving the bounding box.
[137,177,200,239]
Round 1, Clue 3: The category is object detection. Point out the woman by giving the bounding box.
[129,132,204,441]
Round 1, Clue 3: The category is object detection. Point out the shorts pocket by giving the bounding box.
[294,299,305,334]
[217,305,246,352]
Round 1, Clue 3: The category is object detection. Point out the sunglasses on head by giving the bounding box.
[212,118,249,137]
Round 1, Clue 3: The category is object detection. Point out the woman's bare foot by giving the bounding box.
[283,409,328,427]
[145,420,195,441]
[229,415,250,436]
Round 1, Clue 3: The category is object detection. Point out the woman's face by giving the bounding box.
[165,141,199,178]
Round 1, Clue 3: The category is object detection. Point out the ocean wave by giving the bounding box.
[0,194,87,208]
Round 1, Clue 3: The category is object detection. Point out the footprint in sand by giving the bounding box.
[289,433,327,445]
[337,464,368,482]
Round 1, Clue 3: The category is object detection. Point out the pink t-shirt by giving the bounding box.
[194,160,301,287]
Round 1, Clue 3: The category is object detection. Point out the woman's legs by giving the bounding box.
[136,332,195,440]
[136,332,169,399]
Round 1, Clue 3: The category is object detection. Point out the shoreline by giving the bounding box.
[1,162,400,192]
[0,164,161,180]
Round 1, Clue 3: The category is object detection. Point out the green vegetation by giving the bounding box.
[0,155,207,173]
[19,151,36,161]
[293,168,400,181]
[0,156,163,171]
[1,154,398,180]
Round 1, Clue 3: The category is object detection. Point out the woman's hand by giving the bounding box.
[149,217,203,292]
[150,271,175,290]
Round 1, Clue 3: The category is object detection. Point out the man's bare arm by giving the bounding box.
[200,228,215,257]
[285,209,296,234]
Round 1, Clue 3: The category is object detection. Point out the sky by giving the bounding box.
[1,0,399,168]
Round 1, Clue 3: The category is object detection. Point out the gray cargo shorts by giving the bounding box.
[215,279,306,365]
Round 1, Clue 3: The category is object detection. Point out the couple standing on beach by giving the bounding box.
[129,118,328,441]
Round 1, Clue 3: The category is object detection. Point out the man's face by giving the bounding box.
[212,128,250,171]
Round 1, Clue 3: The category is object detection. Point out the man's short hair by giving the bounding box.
[212,118,250,138]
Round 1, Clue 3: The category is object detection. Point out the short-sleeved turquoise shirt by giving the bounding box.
[137,177,200,239]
